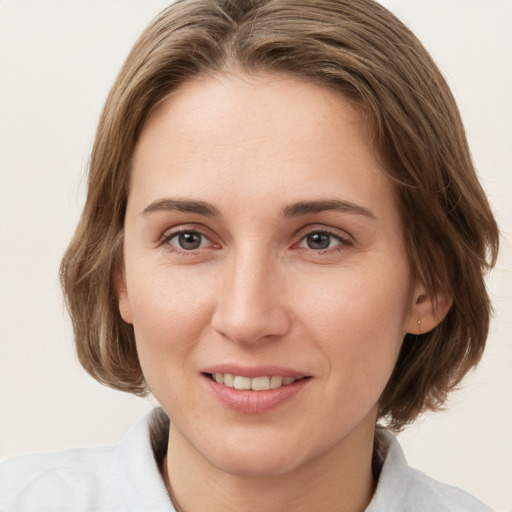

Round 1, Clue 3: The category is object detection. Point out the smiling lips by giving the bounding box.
[203,370,311,413]
[211,373,299,390]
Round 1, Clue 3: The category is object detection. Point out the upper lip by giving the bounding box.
[202,364,310,379]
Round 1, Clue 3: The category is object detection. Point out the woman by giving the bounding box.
[0,0,500,510]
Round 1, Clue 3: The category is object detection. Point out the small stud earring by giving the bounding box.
[417,319,422,334]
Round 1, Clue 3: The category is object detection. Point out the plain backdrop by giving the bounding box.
[0,1,511,510]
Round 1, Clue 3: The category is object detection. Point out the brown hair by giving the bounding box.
[60,0,499,430]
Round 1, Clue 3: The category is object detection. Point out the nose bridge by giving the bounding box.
[212,242,290,344]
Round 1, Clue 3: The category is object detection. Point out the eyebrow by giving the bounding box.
[142,198,221,217]
[141,197,376,220]
[282,199,377,220]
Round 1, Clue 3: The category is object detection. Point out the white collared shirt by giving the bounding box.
[0,409,493,511]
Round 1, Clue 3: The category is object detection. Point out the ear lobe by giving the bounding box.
[406,283,453,335]
[114,266,133,325]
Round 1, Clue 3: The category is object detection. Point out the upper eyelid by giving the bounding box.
[294,224,353,242]
[302,228,349,238]
[295,231,352,250]
[159,224,214,241]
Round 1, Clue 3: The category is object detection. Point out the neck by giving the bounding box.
[163,419,377,512]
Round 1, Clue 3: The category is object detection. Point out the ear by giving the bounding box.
[405,282,453,335]
[114,264,133,325]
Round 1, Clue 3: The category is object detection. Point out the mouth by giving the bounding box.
[206,373,308,391]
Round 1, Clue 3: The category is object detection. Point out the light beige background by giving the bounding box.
[0,1,510,510]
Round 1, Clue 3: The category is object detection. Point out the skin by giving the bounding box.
[117,73,449,512]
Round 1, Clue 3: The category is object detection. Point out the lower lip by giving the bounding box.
[202,375,310,414]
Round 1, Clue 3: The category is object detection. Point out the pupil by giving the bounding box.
[307,233,330,250]
[179,232,201,250]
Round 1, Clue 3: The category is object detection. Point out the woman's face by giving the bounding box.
[118,74,422,476]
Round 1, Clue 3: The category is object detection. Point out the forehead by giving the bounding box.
[137,73,375,159]
[130,73,395,221]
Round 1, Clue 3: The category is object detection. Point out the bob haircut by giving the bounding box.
[61,0,499,430]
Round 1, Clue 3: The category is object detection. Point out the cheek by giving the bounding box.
[126,265,217,366]
[293,265,409,384]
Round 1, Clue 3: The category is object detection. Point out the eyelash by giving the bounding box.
[295,230,353,254]
[159,227,353,255]
[160,228,220,254]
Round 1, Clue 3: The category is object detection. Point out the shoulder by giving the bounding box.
[404,466,494,511]
[0,409,173,512]
[0,444,120,510]
[367,429,494,512]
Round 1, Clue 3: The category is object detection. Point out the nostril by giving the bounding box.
[211,305,292,345]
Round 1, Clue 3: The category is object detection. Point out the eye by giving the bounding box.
[298,231,349,251]
[167,231,210,251]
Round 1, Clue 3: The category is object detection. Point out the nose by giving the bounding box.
[211,249,291,345]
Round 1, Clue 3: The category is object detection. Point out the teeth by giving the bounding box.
[270,376,283,388]
[211,373,298,390]
[233,376,251,390]
[223,374,234,387]
[251,376,270,391]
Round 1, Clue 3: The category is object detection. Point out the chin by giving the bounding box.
[197,427,311,477]
[211,447,305,478]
